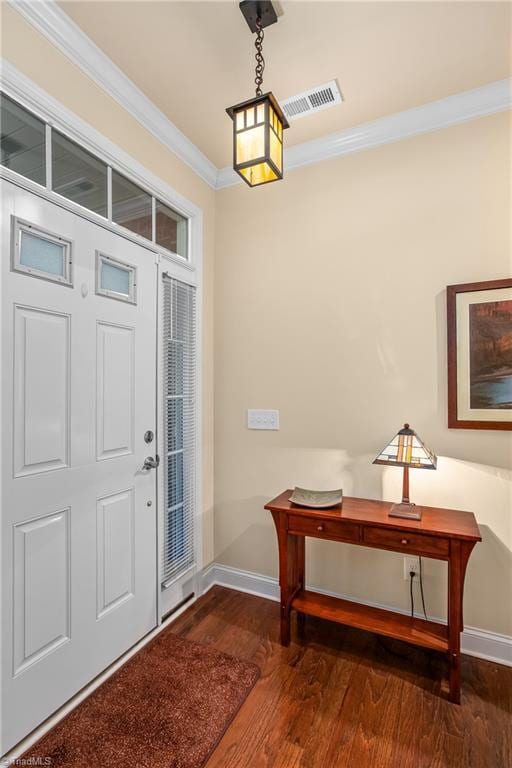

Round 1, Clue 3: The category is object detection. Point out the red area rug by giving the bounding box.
[22,630,260,768]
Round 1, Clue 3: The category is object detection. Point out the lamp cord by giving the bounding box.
[410,559,428,621]
[377,573,416,659]
[254,17,265,95]
[419,556,428,621]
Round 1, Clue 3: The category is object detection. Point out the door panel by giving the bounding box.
[96,321,134,460]
[13,508,70,675]
[1,179,158,754]
[96,488,135,619]
[14,305,71,476]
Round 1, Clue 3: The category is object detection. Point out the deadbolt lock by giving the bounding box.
[144,430,154,444]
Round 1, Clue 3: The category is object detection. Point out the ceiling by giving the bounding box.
[58,1,511,169]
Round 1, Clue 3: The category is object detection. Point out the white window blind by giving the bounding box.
[162,276,197,585]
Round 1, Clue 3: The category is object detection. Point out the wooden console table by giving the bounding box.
[265,491,481,703]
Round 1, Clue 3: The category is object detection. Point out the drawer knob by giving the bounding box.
[317,525,324,532]
[401,538,408,545]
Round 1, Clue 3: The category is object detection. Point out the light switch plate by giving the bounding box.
[247,409,280,430]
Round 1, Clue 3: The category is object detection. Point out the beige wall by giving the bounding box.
[215,112,512,636]
[0,5,216,565]
[2,4,511,638]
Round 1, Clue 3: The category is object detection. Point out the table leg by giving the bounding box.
[449,652,461,705]
[296,537,306,637]
[271,511,301,647]
[448,541,477,702]
[281,604,291,646]
[448,541,463,704]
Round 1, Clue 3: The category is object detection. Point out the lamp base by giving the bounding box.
[389,502,422,521]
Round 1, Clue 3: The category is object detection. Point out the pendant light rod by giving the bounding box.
[226,0,288,187]
[254,17,265,95]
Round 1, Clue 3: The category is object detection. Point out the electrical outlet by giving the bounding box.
[403,556,420,581]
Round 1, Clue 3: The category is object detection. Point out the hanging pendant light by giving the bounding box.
[226,1,289,188]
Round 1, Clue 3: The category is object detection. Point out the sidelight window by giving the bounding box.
[162,277,196,584]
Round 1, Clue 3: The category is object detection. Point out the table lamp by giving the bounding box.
[373,423,437,520]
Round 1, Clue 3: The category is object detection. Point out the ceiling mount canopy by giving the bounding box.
[226,1,289,188]
[239,0,278,33]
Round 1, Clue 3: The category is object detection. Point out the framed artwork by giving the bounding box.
[447,278,512,430]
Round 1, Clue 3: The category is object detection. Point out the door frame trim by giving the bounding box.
[0,63,204,623]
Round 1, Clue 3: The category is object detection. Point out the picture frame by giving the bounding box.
[447,278,512,430]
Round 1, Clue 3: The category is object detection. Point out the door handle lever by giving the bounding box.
[142,455,160,470]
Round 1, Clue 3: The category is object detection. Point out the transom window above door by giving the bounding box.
[0,94,45,186]
[112,171,152,241]
[0,93,189,262]
[52,131,108,218]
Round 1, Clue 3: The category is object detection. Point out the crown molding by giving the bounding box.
[8,0,219,189]
[6,0,512,191]
[217,78,512,188]
[0,59,202,221]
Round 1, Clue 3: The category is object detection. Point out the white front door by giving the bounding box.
[1,180,158,754]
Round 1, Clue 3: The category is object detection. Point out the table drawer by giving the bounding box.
[288,515,360,543]
[363,526,449,557]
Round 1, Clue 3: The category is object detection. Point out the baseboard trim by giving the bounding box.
[200,563,512,667]
[3,563,509,761]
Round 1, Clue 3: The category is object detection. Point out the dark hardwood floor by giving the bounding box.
[170,586,511,768]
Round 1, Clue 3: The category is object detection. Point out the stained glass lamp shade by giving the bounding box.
[373,424,437,520]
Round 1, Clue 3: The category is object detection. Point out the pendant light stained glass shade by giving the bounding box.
[226,92,289,187]
[373,424,437,470]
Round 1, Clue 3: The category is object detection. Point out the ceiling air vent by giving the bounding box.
[281,80,342,122]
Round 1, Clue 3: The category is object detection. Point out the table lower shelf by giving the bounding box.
[291,589,449,653]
